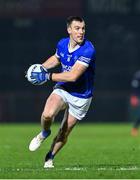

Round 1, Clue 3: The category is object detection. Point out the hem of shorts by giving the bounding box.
[68,109,82,121]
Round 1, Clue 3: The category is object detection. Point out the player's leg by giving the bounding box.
[131,118,140,136]
[133,118,140,129]
[43,89,92,168]
[44,110,78,168]
[29,93,66,151]
[41,92,66,131]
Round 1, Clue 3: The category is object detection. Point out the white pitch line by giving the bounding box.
[65,167,87,171]
[0,166,139,172]
[97,166,140,171]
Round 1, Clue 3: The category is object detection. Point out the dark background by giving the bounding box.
[0,0,140,123]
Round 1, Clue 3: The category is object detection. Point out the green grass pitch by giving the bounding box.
[0,123,140,179]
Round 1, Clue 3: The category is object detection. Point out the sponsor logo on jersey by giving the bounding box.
[61,63,72,72]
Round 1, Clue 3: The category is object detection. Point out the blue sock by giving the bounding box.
[42,129,51,139]
[45,151,54,161]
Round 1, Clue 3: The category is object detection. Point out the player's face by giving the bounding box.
[67,20,85,45]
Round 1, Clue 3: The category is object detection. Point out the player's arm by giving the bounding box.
[51,62,87,82]
[42,55,60,69]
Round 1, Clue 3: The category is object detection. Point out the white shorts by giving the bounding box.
[52,89,92,120]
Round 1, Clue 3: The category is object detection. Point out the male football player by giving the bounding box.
[27,16,96,168]
[130,70,140,136]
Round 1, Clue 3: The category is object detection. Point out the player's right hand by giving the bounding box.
[25,64,50,85]
[30,66,48,85]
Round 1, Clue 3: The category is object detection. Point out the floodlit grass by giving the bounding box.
[0,123,140,179]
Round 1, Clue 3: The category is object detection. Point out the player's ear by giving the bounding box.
[67,26,71,34]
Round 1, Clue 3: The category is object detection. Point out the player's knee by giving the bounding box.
[42,111,55,121]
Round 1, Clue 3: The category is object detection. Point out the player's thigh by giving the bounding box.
[43,93,66,117]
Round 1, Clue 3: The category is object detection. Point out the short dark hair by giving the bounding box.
[66,16,84,27]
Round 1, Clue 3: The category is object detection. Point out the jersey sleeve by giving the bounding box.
[77,46,96,67]
[55,39,65,59]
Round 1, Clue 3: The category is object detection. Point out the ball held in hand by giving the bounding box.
[26,64,48,85]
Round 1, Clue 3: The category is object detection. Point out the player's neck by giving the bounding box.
[69,37,82,48]
[68,41,80,53]
[69,40,77,49]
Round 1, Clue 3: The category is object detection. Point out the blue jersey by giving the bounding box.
[55,38,96,98]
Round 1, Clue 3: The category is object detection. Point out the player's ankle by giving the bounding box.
[38,129,51,140]
[45,151,55,161]
[42,129,51,138]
